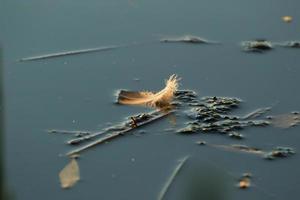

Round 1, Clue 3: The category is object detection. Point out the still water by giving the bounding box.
[2,0,300,199]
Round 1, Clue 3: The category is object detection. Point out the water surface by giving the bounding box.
[2,0,300,199]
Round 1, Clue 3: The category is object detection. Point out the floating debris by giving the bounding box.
[264,147,295,160]
[277,41,300,48]
[160,35,219,44]
[241,40,273,52]
[50,74,300,191]
[185,97,241,121]
[52,83,295,156]
[67,130,107,145]
[19,45,121,62]
[210,144,264,156]
[66,110,174,156]
[117,74,179,108]
[282,16,293,23]
[177,124,200,134]
[228,132,244,139]
[177,96,269,135]
[158,156,190,200]
[200,143,295,160]
[238,173,252,189]
[59,158,80,189]
[175,90,198,99]
[47,129,91,136]
[270,113,300,128]
[242,172,252,178]
[242,107,271,120]
[195,140,206,145]
[65,114,160,145]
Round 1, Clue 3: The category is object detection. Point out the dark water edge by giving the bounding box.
[2,0,300,200]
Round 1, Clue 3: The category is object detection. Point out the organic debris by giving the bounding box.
[228,132,244,139]
[51,80,297,158]
[158,156,190,200]
[269,113,300,128]
[59,158,80,189]
[174,90,198,104]
[66,110,174,156]
[264,147,295,160]
[198,142,295,160]
[238,173,252,189]
[160,35,219,44]
[47,129,91,137]
[209,144,265,156]
[241,40,273,52]
[177,96,270,136]
[19,45,121,62]
[50,75,300,191]
[66,110,159,145]
[117,74,179,108]
[278,41,300,48]
[242,107,272,120]
[282,16,293,23]
[195,140,206,145]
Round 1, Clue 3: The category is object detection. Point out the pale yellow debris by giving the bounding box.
[282,16,293,23]
[117,74,179,108]
[59,159,80,189]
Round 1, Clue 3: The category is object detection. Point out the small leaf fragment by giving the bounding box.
[59,159,80,189]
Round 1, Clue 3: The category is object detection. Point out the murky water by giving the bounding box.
[2,0,300,199]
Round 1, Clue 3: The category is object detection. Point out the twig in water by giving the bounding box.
[158,155,190,200]
[19,45,120,61]
[19,41,155,62]
[47,129,91,135]
[67,130,107,145]
[67,109,161,145]
[66,110,174,156]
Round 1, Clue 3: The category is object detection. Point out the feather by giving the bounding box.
[117,74,179,108]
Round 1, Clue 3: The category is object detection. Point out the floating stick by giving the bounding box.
[19,41,155,62]
[19,45,121,61]
[67,109,160,145]
[47,129,91,135]
[66,110,174,156]
[158,155,190,200]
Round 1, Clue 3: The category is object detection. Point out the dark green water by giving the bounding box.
[2,0,300,199]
